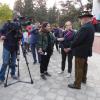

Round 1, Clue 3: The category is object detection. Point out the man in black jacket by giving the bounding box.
[64,11,95,89]
[0,19,21,84]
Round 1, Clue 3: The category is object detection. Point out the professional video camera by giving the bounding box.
[18,16,32,26]
[6,20,22,40]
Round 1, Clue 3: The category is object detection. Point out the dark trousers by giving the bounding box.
[31,44,41,63]
[40,54,51,74]
[0,48,16,81]
[74,57,88,88]
[61,49,73,73]
[55,41,59,51]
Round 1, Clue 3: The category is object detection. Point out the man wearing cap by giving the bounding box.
[64,11,95,89]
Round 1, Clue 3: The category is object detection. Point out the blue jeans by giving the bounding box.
[0,47,16,81]
[30,44,41,63]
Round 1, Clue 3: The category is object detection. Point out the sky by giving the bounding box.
[0,0,88,10]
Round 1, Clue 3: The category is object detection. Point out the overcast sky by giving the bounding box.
[0,0,88,9]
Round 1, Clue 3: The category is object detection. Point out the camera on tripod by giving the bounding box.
[5,21,22,39]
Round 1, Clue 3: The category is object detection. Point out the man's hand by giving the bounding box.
[0,36,6,40]
[64,48,71,53]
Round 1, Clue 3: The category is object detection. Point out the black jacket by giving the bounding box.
[71,22,95,58]
[1,22,21,52]
[60,30,75,49]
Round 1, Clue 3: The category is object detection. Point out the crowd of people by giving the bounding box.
[0,11,95,89]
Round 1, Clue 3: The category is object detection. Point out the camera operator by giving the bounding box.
[0,19,22,84]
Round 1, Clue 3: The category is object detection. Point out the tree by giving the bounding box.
[13,0,24,16]
[0,4,13,24]
[33,0,46,8]
[35,6,47,22]
[47,5,59,24]
[86,0,93,11]
[23,0,35,21]
[59,0,80,27]
[13,0,48,23]
[34,0,47,22]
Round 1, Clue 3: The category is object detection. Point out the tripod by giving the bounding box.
[4,44,34,87]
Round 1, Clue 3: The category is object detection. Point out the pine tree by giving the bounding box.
[14,0,24,16]
[34,0,47,22]
[21,0,36,22]
[47,5,59,24]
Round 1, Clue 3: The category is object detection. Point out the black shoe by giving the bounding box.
[68,84,81,89]
[82,80,86,84]
[33,61,37,64]
[11,75,18,80]
[41,74,47,80]
[44,72,51,77]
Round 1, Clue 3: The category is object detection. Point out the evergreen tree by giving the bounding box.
[59,0,80,28]
[47,5,59,24]
[23,0,35,21]
[14,0,24,15]
[34,0,47,22]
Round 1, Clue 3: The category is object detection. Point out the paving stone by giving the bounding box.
[76,93,88,100]
[0,42,100,100]
[45,92,57,100]
[88,96,96,100]
[57,89,67,96]
[96,98,100,100]
[32,95,44,100]
[64,97,76,100]
[55,96,64,100]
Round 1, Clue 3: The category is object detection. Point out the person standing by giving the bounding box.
[64,11,95,89]
[52,25,60,52]
[38,22,54,80]
[30,24,41,64]
[58,21,75,78]
[0,19,22,84]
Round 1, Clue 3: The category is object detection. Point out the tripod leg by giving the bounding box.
[17,60,20,78]
[4,66,10,87]
[21,44,33,84]
[17,50,20,78]
[25,57,33,84]
[26,64,33,84]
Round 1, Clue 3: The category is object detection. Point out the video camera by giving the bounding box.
[18,16,32,26]
[6,20,22,40]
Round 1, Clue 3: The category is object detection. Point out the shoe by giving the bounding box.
[58,71,64,74]
[44,72,51,77]
[66,73,71,78]
[33,61,37,64]
[41,74,47,80]
[82,80,86,84]
[11,75,18,80]
[0,80,4,85]
[68,84,81,89]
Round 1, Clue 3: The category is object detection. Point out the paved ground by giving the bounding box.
[0,42,100,100]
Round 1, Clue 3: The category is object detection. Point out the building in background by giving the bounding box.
[92,0,100,21]
[92,0,100,32]
[92,0,100,54]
